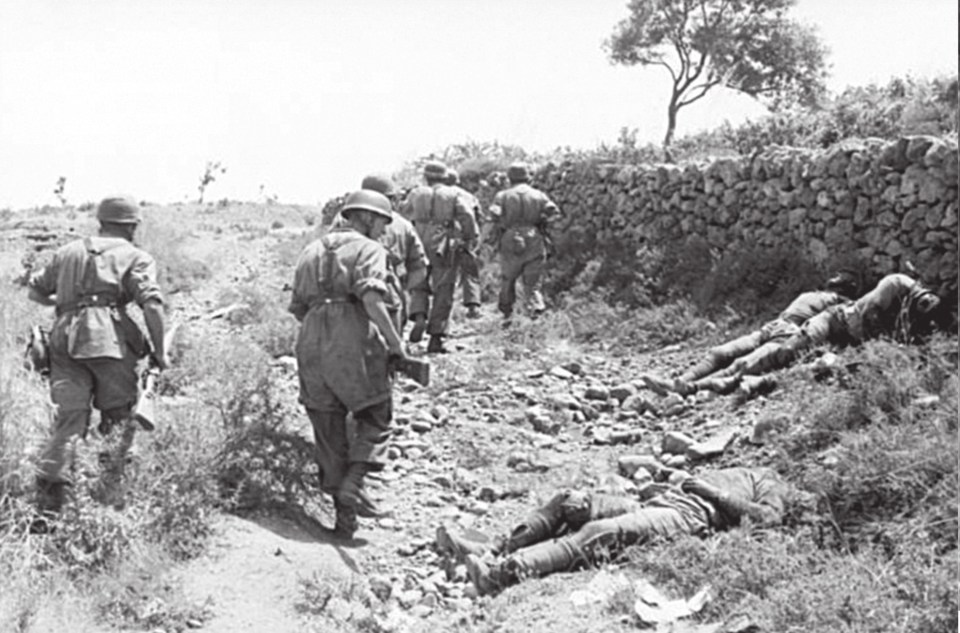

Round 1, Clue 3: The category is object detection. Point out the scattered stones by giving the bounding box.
[617,455,664,479]
[609,383,637,403]
[661,431,696,455]
[686,428,739,461]
[430,404,450,422]
[561,361,583,375]
[547,392,581,410]
[410,417,433,434]
[621,394,657,415]
[663,453,688,468]
[608,429,644,445]
[549,365,576,380]
[584,385,610,401]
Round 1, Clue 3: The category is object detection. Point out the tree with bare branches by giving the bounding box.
[604,0,828,160]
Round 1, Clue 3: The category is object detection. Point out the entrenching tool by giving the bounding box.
[133,321,181,431]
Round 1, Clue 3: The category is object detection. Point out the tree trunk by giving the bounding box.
[662,97,679,163]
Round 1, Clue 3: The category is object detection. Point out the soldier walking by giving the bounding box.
[289,189,407,538]
[488,163,560,322]
[401,161,479,353]
[444,167,482,319]
[332,174,428,335]
[27,196,167,526]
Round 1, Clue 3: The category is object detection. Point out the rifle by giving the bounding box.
[133,322,181,431]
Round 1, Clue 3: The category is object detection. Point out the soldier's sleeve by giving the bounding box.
[352,241,390,299]
[454,194,479,242]
[540,191,560,225]
[405,225,428,274]
[27,251,59,297]
[287,246,313,321]
[126,251,164,306]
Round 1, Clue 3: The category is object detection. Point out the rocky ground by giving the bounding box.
[147,207,805,633]
[5,203,952,633]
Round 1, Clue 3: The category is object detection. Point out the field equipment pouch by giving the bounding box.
[24,324,51,375]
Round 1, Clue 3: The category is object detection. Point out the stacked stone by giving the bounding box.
[538,136,958,297]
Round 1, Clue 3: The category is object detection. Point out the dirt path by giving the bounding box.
[178,513,359,632]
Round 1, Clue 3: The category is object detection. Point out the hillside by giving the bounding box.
[0,202,956,633]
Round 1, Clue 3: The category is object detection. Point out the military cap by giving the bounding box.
[96,196,141,224]
[507,163,531,183]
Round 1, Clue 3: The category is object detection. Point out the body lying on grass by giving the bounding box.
[436,464,801,596]
[642,272,941,398]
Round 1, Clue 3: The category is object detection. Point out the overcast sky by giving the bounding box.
[0,0,956,208]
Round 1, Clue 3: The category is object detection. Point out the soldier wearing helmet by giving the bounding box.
[332,174,429,334]
[443,167,483,319]
[488,163,560,322]
[289,189,407,538]
[26,196,167,526]
[400,161,480,353]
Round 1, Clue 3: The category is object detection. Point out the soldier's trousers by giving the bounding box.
[306,399,392,496]
[457,249,481,307]
[41,346,140,483]
[410,253,458,336]
[498,491,706,584]
[498,252,546,317]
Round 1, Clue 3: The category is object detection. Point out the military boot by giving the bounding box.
[465,554,512,596]
[408,315,427,343]
[337,463,390,519]
[333,497,358,539]
[436,525,490,563]
[426,335,448,354]
[31,478,69,534]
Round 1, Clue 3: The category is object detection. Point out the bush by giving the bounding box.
[138,208,211,294]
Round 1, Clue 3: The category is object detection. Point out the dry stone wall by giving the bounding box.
[535,135,959,298]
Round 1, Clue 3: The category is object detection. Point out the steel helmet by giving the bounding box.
[341,189,393,222]
[360,173,399,198]
[96,196,141,224]
[423,160,448,180]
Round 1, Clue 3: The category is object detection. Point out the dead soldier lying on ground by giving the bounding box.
[641,272,942,399]
[435,460,806,595]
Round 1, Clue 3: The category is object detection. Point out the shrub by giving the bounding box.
[138,208,211,294]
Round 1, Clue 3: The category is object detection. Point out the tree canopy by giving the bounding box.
[604,0,829,156]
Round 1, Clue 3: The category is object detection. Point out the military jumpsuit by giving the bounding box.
[288,227,395,495]
[401,184,479,337]
[450,184,483,310]
[686,289,848,382]
[28,235,163,484]
[488,183,559,317]
[332,210,428,333]
[490,467,790,587]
